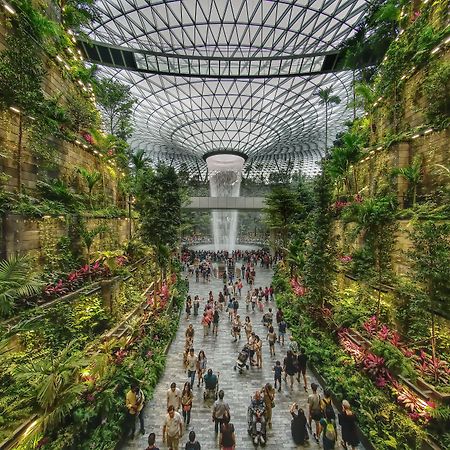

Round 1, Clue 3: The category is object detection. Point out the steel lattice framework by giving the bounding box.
[86,0,369,178]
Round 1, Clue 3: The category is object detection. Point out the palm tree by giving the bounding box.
[79,224,108,280]
[315,87,341,156]
[77,167,102,209]
[15,341,87,441]
[0,255,42,318]
[130,149,150,173]
[392,156,422,207]
[328,132,362,195]
[353,82,377,133]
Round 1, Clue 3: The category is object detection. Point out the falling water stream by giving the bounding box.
[205,154,245,252]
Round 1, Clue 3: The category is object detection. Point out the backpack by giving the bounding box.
[325,421,337,442]
[321,398,336,420]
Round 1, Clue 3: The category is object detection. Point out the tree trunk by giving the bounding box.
[431,311,437,383]
[325,104,328,156]
[17,114,23,193]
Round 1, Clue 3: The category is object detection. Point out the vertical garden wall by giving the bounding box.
[266,1,450,449]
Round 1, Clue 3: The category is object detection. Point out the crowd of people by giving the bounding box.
[124,251,360,450]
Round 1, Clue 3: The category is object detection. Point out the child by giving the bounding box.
[273,360,283,392]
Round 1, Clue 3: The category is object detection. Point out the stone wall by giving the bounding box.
[1,213,135,262]
[0,17,119,201]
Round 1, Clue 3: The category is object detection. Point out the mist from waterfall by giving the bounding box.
[205,154,245,252]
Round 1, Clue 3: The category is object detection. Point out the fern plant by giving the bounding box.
[0,255,42,317]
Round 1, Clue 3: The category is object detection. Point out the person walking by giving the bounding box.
[185,430,201,450]
[212,308,220,336]
[288,335,299,355]
[185,324,195,341]
[146,432,160,450]
[201,312,210,337]
[273,360,283,392]
[321,389,336,424]
[231,315,242,342]
[254,335,263,368]
[289,403,309,445]
[181,382,193,426]
[283,350,297,389]
[339,400,360,450]
[278,318,287,346]
[185,348,198,388]
[193,296,200,317]
[297,348,308,391]
[212,390,230,434]
[220,413,236,450]
[308,383,323,443]
[125,384,145,439]
[267,325,277,357]
[232,297,239,318]
[261,383,276,427]
[244,316,253,342]
[185,297,192,320]
[196,350,207,387]
[320,409,337,449]
[163,405,183,450]
[167,382,181,412]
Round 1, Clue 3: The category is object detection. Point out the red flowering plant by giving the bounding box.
[333,200,350,210]
[81,131,94,145]
[395,387,433,422]
[43,261,110,298]
[362,352,388,379]
[339,255,353,264]
[290,278,307,296]
[418,351,450,385]
[338,328,365,364]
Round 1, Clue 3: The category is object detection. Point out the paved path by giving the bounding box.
[122,265,332,449]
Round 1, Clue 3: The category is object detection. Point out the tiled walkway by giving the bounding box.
[122,265,334,449]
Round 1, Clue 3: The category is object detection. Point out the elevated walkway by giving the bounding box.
[184,197,265,210]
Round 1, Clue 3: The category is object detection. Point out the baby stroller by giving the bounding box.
[234,343,251,374]
[247,401,267,446]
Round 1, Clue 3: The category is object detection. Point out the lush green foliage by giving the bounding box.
[93,78,135,141]
[274,266,427,450]
[134,164,183,269]
[409,221,450,317]
[0,261,160,444]
[371,339,416,379]
[0,255,42,317]
[263,186,304,251]
[303,170,336,306]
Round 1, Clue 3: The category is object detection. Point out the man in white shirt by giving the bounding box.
[212,390,230,433]
[185,348,198,388]
[167,382,181,411]
[163,405,183,450]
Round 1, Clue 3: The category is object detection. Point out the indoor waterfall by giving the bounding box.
[205,154,245,252]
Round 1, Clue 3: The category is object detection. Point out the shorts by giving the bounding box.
[298,365,306,374]
[311,410,323,422]
[167,434,180,449]
[279,331,286,337]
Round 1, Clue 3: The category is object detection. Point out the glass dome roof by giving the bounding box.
[85,0,369,177]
